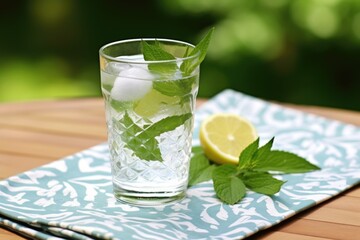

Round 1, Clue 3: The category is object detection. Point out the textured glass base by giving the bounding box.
[114,185,186,206]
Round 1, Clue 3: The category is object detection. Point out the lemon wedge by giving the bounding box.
[199,113,258,165]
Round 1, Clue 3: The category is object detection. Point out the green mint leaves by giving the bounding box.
[213,165,246,205]
[189,137,321,204]
[189,147,217,186]
[141,28,214,97]
[120,112,191,161]
[141,41,178,74]
[116,30,214,162]
[180,27,214,75]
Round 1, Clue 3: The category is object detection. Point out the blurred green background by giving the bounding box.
[1,0,359,110]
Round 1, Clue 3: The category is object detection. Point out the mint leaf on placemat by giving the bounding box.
[238,138,259,169]
[253,150,321,173]
[189,152,216,186]
[242,172,285,195]
[213,164,246,205]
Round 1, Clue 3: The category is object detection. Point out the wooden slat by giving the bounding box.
[0,231,24,240]
[253,231,330,240]
[345,187,360,198]
[279,219,360,240]
[301,207,360,226]
[0,116,107,138]
[321,195,360,212]
[0,138,85,159]
[0,128,104,147]
[0,98,104,114]
[31,110,105,124]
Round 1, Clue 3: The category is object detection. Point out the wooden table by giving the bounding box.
[0,98,359,240]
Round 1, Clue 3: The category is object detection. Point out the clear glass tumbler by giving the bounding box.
[99,39,200,206]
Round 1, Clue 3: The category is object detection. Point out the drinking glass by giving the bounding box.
[99,39,200,206]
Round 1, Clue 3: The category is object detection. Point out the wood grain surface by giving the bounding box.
[0,97,359,240]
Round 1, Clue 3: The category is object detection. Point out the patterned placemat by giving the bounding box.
[1,89,359,239]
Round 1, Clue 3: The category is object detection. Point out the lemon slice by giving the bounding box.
[134,89,179,118]
[199,113,258,165]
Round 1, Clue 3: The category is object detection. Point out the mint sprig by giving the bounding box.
[140,28,214,97]
[189,137,321,204]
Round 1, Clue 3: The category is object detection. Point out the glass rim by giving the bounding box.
[99,38,198,64]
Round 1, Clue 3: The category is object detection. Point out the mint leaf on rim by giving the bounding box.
[181,27,214,75]
[141,29,213,97]
[141,40,176,61]
[141,40,178,74]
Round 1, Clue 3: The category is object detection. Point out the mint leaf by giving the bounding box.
[153,75,197,97]
[143,42,198,97]
[129,137,162,160]
[183,45,190,58]
[121,112,191,161]
[141,30,212,97]
[181,27,214,75]
[242,172,285,195]
[254,137,274,159]
[253,150,320,173]
[189,153,216,187]
[138,113,192,139]
[119,112,162,160]
[213,164,246,204]
[238,138,259,170]
[141,40,176,61]
[120,112,143,138]
[141,40,178,74]
[192,146,204,155]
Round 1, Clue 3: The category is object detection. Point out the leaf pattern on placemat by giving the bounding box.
[0,89,359,240]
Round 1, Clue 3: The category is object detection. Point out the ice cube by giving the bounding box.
[117,54,145,62]
[105,62,131,76]
[110,66,153,102]
[117,54,148,70]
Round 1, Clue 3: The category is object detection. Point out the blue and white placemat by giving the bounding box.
[1,89,359,240]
